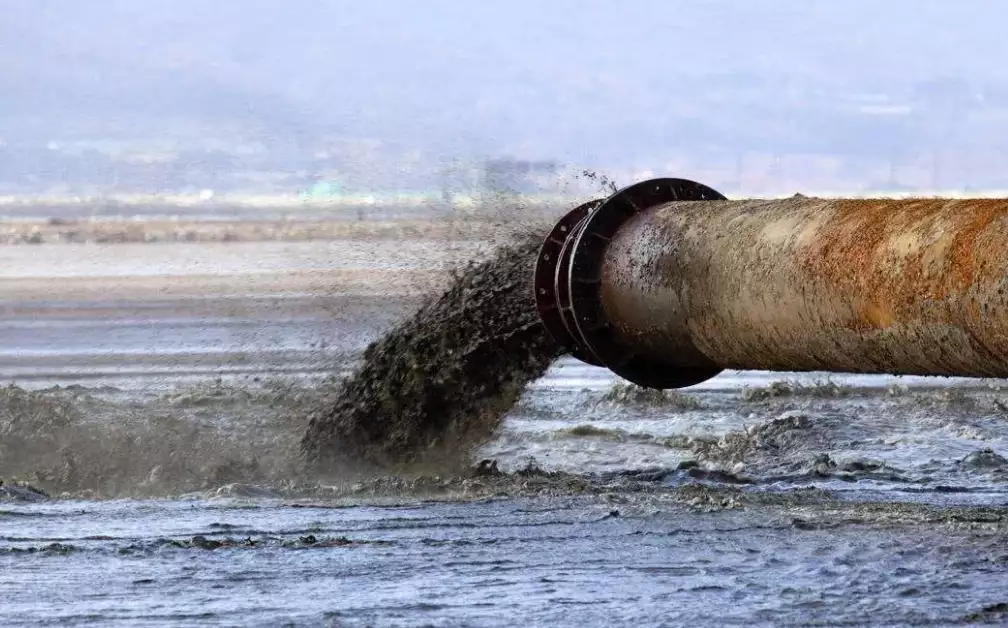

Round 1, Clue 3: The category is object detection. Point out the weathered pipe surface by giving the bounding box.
[536,178,1008,388]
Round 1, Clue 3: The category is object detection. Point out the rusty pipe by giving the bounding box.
[534,177,1008,388]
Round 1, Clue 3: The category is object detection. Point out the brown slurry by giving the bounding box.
[300,229,561,473]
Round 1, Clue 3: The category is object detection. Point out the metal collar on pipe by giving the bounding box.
[534,177,726,388]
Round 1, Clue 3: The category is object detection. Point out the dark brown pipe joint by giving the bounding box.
[534,178,728,388]
[535,177,1008,389]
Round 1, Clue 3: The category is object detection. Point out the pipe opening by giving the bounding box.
[534,177,727,389]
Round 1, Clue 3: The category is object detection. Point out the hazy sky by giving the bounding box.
[3,1,1007,163]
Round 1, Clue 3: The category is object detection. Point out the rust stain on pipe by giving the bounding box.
[535,178,1008,388]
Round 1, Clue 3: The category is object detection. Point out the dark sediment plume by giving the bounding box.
[300,229,561,473]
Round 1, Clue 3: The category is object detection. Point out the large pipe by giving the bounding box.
[534,177,1008,388]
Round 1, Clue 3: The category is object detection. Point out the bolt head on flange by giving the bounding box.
[533,199,604,364]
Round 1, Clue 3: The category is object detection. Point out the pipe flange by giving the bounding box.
[567,178,727,389]
[534,199,604,364]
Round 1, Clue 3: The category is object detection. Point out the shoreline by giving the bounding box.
[0,269,450,301]
[0,237,494,300]
[0,216,546,245]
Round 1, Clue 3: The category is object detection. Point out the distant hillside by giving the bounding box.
[4,1,1008,158]
[5,0,1008,202]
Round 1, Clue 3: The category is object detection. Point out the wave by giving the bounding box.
[0,381,314,498]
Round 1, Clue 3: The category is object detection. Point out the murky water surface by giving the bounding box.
[2,241,1007,627]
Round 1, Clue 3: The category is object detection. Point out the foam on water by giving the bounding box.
[3,369,1006,499]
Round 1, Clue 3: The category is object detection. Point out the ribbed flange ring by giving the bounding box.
[533,199,604,364]
[565,178,727,389]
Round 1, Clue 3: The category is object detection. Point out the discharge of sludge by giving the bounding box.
[300,230,561,471]
[305,177,1008,468]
